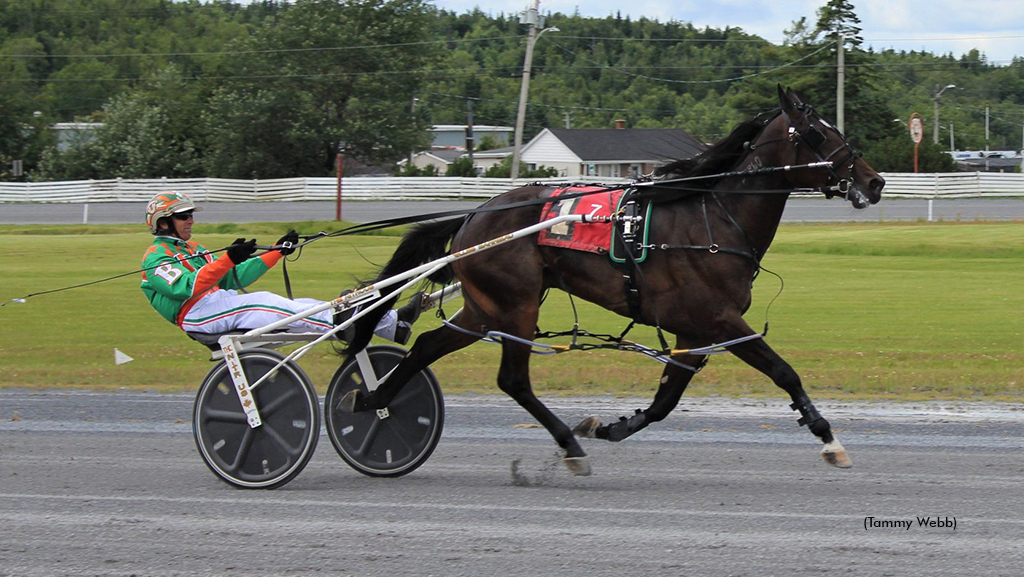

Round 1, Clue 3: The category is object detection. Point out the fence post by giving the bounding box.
[929,173,937,222]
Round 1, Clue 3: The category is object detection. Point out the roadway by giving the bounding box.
[3,197,1024,225]
[2,389,1023,576]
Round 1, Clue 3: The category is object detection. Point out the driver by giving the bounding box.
[140,191,422,343]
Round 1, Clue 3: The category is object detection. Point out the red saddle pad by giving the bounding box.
[537,186,625,255]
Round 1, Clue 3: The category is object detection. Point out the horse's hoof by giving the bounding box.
[821,440,852,468]
[572,416,602,438]
[563,456,592,476]
[336,390,361,413]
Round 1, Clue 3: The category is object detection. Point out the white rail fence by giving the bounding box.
[0,173,1021,203]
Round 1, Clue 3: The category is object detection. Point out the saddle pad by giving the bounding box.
[537,186,623,255]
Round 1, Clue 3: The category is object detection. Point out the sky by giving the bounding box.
[428,0,1024,64]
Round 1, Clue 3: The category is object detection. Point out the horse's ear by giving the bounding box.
[786,87,805,107]
[778,84,798,119]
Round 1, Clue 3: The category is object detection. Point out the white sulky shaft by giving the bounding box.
[235,213,590,395]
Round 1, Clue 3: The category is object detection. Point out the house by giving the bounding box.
[402,148,465,175]
[430,125,513,149]
[51,122,103,151]
[469,146,514,173]
[519,124,706,178]
[401,123,707,177]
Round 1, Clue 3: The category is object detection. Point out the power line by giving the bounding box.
[0,67,523,84]
[0,35,520,59]
[554,35,770,43]
[4,59,1018,86]
[555,33,1024,43]
[548,39,836,84]
[865,34,1024,42]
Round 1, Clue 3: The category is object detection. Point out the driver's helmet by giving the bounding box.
[145,191,201,234]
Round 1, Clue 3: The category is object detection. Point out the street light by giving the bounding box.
[933,84,955,144]
[510,19,559,180]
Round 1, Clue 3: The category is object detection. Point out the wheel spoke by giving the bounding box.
[226,425,256,472]
[258,386,300,418]
[381,419,415,454]
[262,422,305,458]
[200,407,247,424]
[353,416,383,457]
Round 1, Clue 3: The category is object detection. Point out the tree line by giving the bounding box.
[1,0,1021,181]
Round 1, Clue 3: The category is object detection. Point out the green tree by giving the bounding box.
[483,156,557,178]
[814,0,863,46]
[0,36,52,178]
[210,0,437,177]
[201,87,326,179]
[37,65,204,179]
[445,156,477,177]
[863,135,958,173]
[475,135,500,151]
[394,162,438,176]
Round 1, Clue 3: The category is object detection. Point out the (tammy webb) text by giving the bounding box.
[863,517,957,531]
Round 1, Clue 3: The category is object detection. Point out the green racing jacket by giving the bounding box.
[140,236,283,326]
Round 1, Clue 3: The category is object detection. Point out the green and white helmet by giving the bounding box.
[145,191,201,234]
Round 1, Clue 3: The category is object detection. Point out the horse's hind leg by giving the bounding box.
[574,352,706,442]
[341,310,482,413]
[727,334,852,469]
[498,337,592,476]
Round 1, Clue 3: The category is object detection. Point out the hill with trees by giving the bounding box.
[1,0,1020,180]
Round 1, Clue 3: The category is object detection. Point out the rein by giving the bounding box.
[316,160,837,241]
[4,127,851,306]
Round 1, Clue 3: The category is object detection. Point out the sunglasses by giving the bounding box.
[172,211,195,221]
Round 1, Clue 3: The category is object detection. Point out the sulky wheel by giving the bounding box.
[192,349,319,489]
[324,345,444,477]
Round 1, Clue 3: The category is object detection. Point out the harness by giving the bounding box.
[608,189,654,322]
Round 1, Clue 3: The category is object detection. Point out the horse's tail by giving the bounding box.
[342,217,465,356]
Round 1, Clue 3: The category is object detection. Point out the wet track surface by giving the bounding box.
[2,389,1023,576]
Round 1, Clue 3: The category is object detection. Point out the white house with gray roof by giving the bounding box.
[519,127,706,178]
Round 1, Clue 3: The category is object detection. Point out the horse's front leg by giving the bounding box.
[727,332,852,469]
[573,350,705,442]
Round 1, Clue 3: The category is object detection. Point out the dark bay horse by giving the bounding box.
[338,86,885,475]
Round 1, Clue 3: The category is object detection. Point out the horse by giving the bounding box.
[337,85,885,476]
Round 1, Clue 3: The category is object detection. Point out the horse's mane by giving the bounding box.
[654,110,780,189]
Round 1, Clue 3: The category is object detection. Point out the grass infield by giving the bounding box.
[1,220,1021,401]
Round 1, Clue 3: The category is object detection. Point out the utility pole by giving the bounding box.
[933,84,955,144]
[342,140,350,221]
[510,1,557,180]
[564,111,571,129]
[466,98,475,168]
[949,122,955,152]
[409,96,419,167]
[836,33,845,133]
[985,105,990,171]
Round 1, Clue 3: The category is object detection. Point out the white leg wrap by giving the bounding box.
[821,440,853,468]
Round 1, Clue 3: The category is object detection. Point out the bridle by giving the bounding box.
[785,104,868,206]
[746,106,867,206]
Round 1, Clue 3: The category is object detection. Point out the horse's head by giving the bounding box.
[757,85,884,209]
